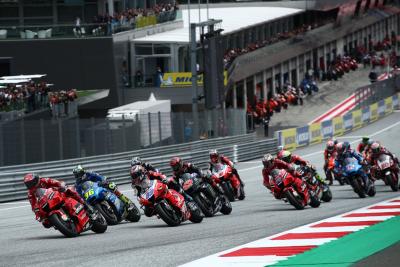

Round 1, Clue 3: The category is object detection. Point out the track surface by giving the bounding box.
[0,113,399,267]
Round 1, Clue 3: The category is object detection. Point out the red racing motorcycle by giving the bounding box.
[210,163,245,202]
[36,187,107,237]
[139,178,203,226]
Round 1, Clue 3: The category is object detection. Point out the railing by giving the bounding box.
[0,10,179,40]
[0,135,278,202]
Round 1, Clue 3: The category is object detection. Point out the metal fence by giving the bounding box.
[355,73,400,109]
[0,108,246,166]
[0,137,277,203]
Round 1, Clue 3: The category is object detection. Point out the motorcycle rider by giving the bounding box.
[73,165,135,211]
[131,156,156,172]
[208,149,244,186]
[169,157,201,202]
[368,142,400,183]
[277,150,326,184]
[323,140,337,185]
[24,173,95,227]
[335,142,372,190]
[130,165,172,217]
[269,169,309,202]
[357,137,371,154]
[261,153,300,190]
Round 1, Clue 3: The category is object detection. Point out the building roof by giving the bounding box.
[134,6,303,44]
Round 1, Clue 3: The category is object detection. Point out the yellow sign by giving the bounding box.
[281,128,297,151]
[309,122,322,145]
[161,71,228,87]
[384,97,393,114]
[333,116,344,136]
[370,103,378,122]
[352,109,362,130]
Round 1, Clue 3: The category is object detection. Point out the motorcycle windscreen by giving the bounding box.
[141,180,156,201]
[378,154,391,169]
[344,157,360,174]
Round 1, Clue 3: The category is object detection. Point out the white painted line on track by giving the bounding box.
[0,201,28,206]
[0,205,31,211]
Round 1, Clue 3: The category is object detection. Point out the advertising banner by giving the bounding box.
[321,120,334,139]
[309,123,322,145]
[333,116,344,136]
[370,103,378,122]
[161,72,227,87]
[378,100,386,117]
[352,109,362,130]
[361,106,370,125]
[343,112,353,132]
[393,94,399,109]
[281,128,297,150]
[384,97,393,115]
[296,126,309,147]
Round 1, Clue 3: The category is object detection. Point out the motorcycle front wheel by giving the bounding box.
[193,193,214,217]
[220,196,232,215]
[95,202,118,225]
[155,201,181,227]
[91,213,108,234]
[285,190,305,210]
[49,213,79,238]
[126,204,141,222]
[221,182,235,202]
[350,178,366,198]
[386,173,398,192]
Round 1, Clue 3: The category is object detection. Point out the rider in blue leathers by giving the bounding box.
[335,142,371,189]
[73,165,135,211]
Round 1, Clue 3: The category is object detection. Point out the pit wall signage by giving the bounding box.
[160,71,228,87]
[275,93,398,151]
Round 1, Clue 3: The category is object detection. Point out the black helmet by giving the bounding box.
[72,165,85,181]
[131,156,142,166]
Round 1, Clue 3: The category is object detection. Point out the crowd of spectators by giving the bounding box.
[223,20,332,70]
[0,81,78,118]
[92,3,179,34]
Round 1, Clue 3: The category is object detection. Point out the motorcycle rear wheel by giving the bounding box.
[91,213,108,234]
[285,191,305,210]
[155,201,181,227]
[49,213,79,238]
[95,202,118,225]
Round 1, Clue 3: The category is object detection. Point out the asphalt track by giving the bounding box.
[0,112,399,267]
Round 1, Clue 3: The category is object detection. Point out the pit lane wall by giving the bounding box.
[275,93,400,150]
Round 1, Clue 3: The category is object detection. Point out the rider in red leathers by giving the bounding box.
[261,154,300,190]
[24,173,93,228]
[368,142,400,183]
[269,169,309,202]
[323,140,337,185]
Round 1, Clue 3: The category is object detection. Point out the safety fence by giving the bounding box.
[275,92,400,150]
[0,135,277,202]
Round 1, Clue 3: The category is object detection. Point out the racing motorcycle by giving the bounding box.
[80,181,141,225]
[340,157,376,198]
[297,165,332,203]
[181,173,232,217]
[270,169,320,210]
[326,156,345,185]
[35,187,107,237]
[374,154,399,192]
[139,178,203,226]
[210,163,245,202]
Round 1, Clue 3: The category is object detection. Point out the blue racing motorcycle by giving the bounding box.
[80,181,141,225]
[340,157,376,198]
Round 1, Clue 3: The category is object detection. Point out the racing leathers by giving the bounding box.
[368,147,400,180]
[287,154,326,184]
[335,149,371,189]
[262,158,300,190]
[27,177,86,227]
[209,154,244,186]
[171,161,203,202]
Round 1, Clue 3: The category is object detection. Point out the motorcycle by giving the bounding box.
[35,187,107,237]
[375,154,399,192]
[181,173,232,217]
[210,163,245,202]
[139,179,203,226]
[297,165,332,203]
[270,169,319,210]
[80,181,141,225]
[341,157,376,198]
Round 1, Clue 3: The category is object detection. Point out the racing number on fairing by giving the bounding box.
[84,189,94,199]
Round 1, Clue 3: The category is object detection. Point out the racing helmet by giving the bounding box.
[277,150,292,163]
[130,165,144,180]
[361,136,370,145]
[23,173,39,189]
[262,154,274,168]
[370,142,381,154]
[326,140,335,152]
[72,165,85,181]
[131,156,142,167]
[209,149,219,163]
[169,157,183,172]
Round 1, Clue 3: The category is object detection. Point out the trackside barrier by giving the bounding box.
[275,93,400,150]
[0,138,277,202]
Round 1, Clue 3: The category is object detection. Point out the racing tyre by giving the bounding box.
[285,190,305,210]
[126,204,141,222]
[188,202,203,223]
[193,193,214,217]
[367,183,376,197]
[310,195,321,208]
[91,213,107,234]
[386,174,398,192]
[220,196,232,215]
[95,202,118,225]
[49,213,79,238]
[238,185,245,201]
[155,200,181,227]
[321,189,333,202]
[350,178,366,198]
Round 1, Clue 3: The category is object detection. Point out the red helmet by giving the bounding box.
[370,142,381,154]
[326,140,335,152]
[336,142,344,154]
[130,165,144,180]
[262,154,274,168]
[170,157,182,172]
[209,149,219,163]
[24,173,39,189]
[277,150,291,163]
